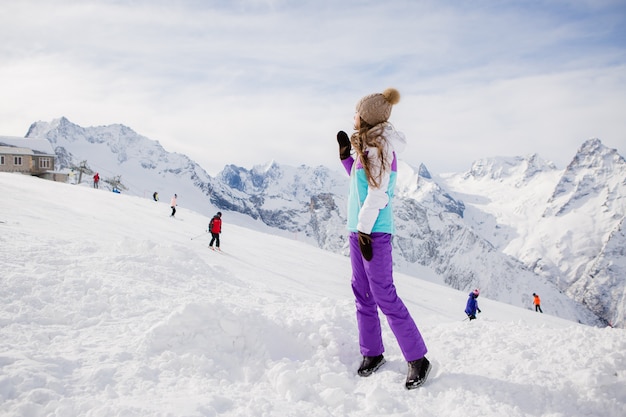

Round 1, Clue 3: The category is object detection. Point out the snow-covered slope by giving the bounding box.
[1,172,624,417]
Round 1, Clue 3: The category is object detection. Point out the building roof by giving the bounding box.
[0,136,55,156]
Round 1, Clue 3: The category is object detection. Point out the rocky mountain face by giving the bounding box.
[539,139,626,327]
[25,117,622,327]
[441,140,626,328]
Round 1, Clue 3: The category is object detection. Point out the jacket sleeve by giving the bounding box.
[356,145,391,234]
[341,156,354,175]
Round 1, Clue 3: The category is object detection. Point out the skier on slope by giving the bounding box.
[465,289,482,320]
[533,293,543,313]
[336,87,431,390]
[170,194,177,217]
[208,212,222,251]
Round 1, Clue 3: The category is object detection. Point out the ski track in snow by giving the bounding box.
[1,173,625,417]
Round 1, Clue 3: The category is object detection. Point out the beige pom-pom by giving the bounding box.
[382,88,400,105]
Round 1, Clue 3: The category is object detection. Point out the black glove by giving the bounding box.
[337,131,351,160]
[477,308,482,313]
[358,232,373,261]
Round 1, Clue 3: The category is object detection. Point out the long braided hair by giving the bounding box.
[350,120,389,188]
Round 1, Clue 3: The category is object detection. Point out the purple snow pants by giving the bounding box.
[350,232,427,362]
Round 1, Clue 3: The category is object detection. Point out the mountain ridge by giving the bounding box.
[22,117,624,327]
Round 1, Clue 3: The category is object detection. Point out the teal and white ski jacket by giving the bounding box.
[340,123,406,235]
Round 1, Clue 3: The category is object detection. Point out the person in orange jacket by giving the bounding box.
[533,293,543,313]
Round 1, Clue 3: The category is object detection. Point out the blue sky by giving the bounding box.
[1,0,625,175]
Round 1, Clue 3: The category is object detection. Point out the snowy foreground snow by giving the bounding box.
[1,173,624,417]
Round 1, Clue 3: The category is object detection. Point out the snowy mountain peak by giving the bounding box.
[521,153,558,182]
[547,139,626,216]
[418,163,432,179]
[25,117,72,142]
[251,160,283,185]
[531,139,626,327]
[254,160,280,174]
[27,116,145,149]
[463,154,557,183]
[395,161,465,218]
[567,138,625,175]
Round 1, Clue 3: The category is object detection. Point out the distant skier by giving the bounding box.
[465,289,482,320]
[93,172,100,189]
[208,212,222,251]
[533,293,543,313]
[153,191,159,202]
[170,194,177,217]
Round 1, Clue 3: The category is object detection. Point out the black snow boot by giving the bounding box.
[405,357,431,390]
[357,355,386,377]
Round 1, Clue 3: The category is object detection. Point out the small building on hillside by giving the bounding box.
[0,136,66,182]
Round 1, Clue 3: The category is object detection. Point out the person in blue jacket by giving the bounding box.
[465,289,482,320]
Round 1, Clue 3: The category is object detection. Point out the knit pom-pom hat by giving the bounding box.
[356,87,400,126]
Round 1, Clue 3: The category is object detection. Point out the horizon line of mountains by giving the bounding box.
[19,116,626,329]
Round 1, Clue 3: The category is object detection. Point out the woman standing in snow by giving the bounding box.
[336,87,431,390]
